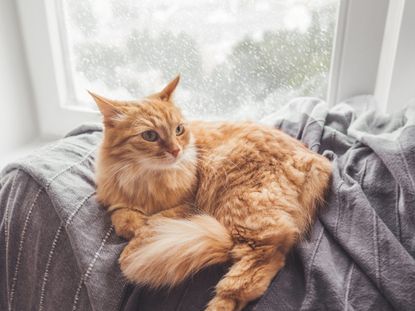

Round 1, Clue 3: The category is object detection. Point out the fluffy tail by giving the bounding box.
[119,214,233,288]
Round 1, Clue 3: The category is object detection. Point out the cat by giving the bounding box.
[90,76,332,311]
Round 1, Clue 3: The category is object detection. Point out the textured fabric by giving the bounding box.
[1,98,415,311]
[253,98,415,311]
[0,127,128,311]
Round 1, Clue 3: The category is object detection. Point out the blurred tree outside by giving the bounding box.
[65,0,337,120]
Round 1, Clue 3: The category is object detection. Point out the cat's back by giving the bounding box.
[190,120,331,226]
[190,120,307,160]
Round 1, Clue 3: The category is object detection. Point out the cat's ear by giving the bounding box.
[88,91,125,126]
[151,75,180,101]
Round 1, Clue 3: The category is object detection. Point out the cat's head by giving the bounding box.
[90,76,195,170]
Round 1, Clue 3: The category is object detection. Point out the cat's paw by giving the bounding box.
[118,223,157,268]
[111,208,148,240]
[132,220,156,241]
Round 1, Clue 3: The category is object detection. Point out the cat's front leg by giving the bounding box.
[109,205,148,240]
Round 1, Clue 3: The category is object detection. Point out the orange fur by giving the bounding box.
[120,214,233,287]
[92,76,332,311]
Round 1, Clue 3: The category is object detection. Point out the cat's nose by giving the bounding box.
[168,148,180,158]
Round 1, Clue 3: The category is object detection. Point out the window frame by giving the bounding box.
[327,0,389,105]
[17,0,394,138]
[16,0,101,139]
[374,0,415,112]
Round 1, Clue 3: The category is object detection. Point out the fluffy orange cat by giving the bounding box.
[90,76,332,311]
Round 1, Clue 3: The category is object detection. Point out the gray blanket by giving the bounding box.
[1,98,414,311]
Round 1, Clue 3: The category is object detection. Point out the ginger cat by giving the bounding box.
[90,76,332,311]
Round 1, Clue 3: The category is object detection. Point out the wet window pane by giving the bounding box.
[60,0,339,120]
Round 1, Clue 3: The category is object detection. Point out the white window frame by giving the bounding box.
[16,0,100,139]
[327,0,389,105]
[16,0,408,138]
[374,0,415,113]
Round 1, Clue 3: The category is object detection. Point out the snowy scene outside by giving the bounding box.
[60,0,339,120]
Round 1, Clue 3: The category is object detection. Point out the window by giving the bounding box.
[59,0,339,120]
[17,0,394,137]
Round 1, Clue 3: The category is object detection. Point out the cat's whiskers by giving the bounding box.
[195,153,224,185]
[193,152,237,195]
[106,160,135,182]
[108,156,163,187]
[145,142,197,172]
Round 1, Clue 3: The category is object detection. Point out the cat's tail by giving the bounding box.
[119,214,233,288]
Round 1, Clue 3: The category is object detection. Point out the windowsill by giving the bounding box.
[0,137,55,170]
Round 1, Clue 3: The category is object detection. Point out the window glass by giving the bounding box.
[60,0,339,120]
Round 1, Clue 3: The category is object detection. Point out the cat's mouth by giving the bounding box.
[148,153,181,169]
[161,155,179,164]
[139,145,196,171]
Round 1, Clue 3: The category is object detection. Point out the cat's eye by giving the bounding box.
[142,130,159,142]
[176,124,185,136]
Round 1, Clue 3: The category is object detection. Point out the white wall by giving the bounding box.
[0,0,38,156]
